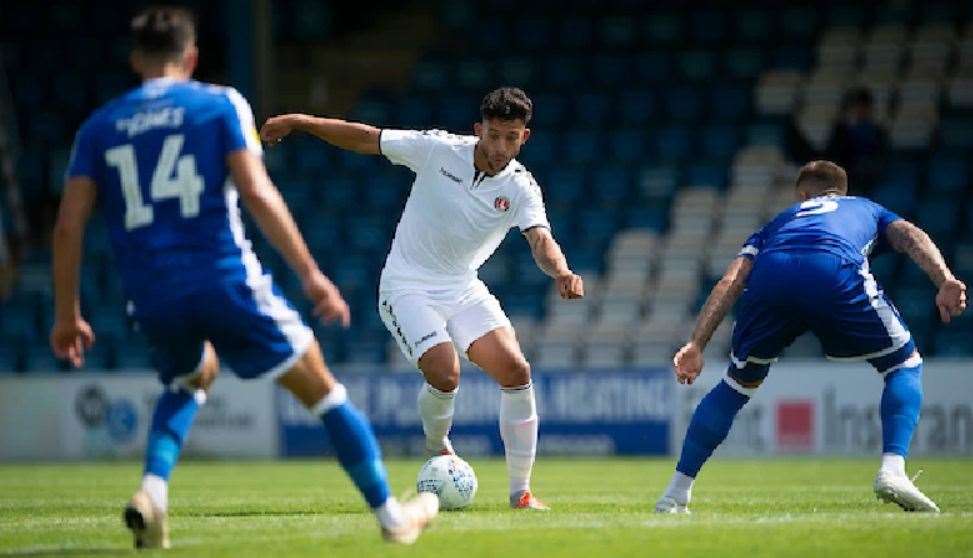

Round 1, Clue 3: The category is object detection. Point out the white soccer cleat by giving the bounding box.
[381,492,439,545]
[123,489,170,549]
[654,496,690,514]
[874,471,940,513]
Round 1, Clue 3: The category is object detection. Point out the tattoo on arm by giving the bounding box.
[690,257,753,348]
[885,220,953,288]
[525,227,569,278]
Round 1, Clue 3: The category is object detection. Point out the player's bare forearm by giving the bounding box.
[52,178,96,321]
[524,226,570,278]
[228,151,319,281]
[689,257,753,348]
[261,114,380,155]
[885,220,954,287]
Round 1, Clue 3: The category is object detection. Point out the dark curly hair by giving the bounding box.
[480,87,533,124]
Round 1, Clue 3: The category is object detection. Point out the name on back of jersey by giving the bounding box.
[116,107,185,138]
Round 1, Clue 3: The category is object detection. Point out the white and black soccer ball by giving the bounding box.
[416,454,478,510]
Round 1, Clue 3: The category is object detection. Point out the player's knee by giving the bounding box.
[500,358,531,388]
[726,363,769,393]
[419,344,460,392]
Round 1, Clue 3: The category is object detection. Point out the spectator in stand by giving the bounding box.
[824,88,889,195]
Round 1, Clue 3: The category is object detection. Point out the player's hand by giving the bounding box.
[673,341,704,385]
[260,114,300,144]
[50,317,95,368]
[556,272,584,300]
[302,271,351,328]
[936,277,967,323]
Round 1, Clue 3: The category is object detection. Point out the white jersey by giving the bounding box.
[378,129,550,293]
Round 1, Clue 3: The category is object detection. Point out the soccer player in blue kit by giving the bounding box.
[49,6,436,548]
[656,161,967,514]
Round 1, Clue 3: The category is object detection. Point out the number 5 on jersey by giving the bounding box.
[105,134,204,230]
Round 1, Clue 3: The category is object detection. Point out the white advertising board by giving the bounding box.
[0,372,277,460]
[673,360,973,457]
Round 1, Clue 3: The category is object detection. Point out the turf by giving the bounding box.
[0,458,970,557]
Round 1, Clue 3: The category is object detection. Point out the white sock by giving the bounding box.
[500,383,538,496]
[880,453,906,477]
[374,497,405,530]
[418,383,456,453]
[663,471,694,505]
[141,474,168,513]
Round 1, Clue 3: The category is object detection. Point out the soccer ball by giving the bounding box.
[416,454,477,510]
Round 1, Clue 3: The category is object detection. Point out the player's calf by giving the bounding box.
[279,341,438,541]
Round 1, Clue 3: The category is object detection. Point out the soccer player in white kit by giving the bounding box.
[261,87,584,510]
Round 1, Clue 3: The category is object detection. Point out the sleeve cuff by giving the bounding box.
[738,245,759,259]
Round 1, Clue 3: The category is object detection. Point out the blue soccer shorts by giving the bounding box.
[727,251,919,393]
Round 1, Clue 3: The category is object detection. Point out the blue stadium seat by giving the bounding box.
[927,155,969,195]
[678,51,719,82]
[559,17,594,50]
[520,132,556,168]
[781,7,818,38]
[599,16,637,48]
[826,5,866,27]
[643,13,685,45]
[916,197,960,240]
[735,10,774,44]
[939,119,973,150]
[872,183,918,219]
[544,167,585,208]
[747,123,785,147]
[455,59,492,92]
[497,57,536,90]
[625,206,668,231]
[592,166,633,207]
[654,127,693,161]
[664,88,704,122]
[639,164,681,199]
[686,163,727,189]
[413,60,449,91]
[591,55,628,87]
[574,92,612,128]
[690,10,726,45]
[397,97,434,128]
[700,125,741,160]
[476,18,510,53]
[617,89,655,126]
[772,46,813,71]
[724,49,767,80]
[440,96,475,131]
[531,94,569,128]
[635,51,674,83]
[710,86,752,123]
[514,17,553,50]
[545,56,585,88]
[608,129,648,163]
[564,129,600,164]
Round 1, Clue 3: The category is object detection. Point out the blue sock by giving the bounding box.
[320,399,391,509]
[144,388,201,480]
[880,364,923,456]
[676,380,750,478]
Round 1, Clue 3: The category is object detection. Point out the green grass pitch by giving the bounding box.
[1,458,971,557]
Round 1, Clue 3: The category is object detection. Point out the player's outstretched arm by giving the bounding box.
[50,177,97,367]
[228,150,350,327]
[885,220,967,323]
[524,226,583,300]
[674,256,753,385]
[259,114,381,155]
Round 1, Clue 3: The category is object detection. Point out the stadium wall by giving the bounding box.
[1,361,970,460]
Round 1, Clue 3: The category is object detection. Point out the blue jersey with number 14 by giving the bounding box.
[65,77,263,299]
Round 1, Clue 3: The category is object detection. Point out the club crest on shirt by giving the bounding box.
[494,196,511,212]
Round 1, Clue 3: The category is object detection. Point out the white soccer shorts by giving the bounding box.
[378,280,511,365]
